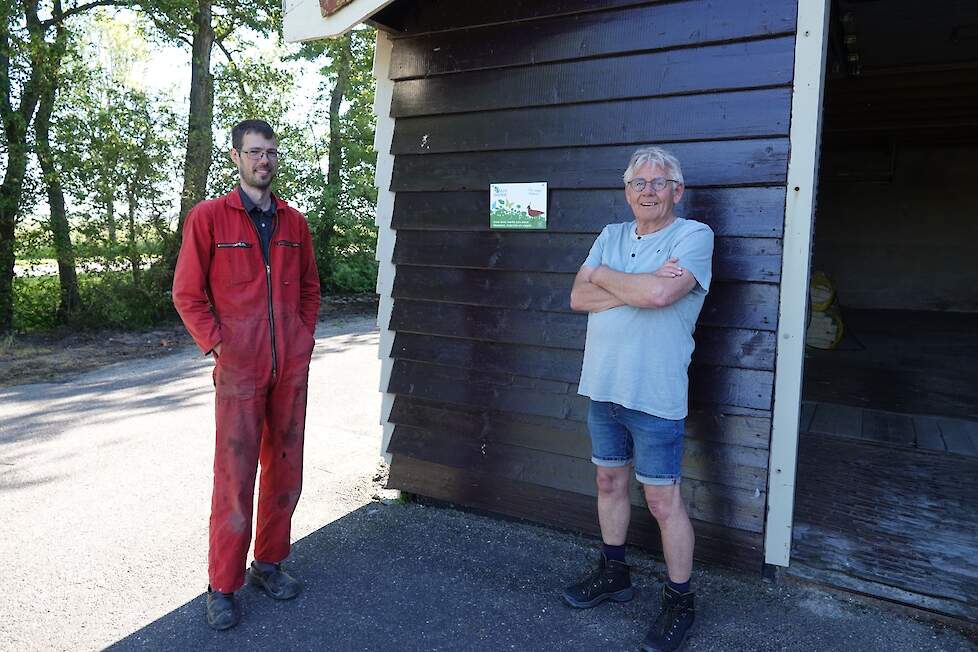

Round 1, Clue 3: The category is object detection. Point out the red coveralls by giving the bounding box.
[173,189,320,593]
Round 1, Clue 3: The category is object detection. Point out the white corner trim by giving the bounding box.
[764,0,830,567]
[371,30,398,462]
[283,0,395,43]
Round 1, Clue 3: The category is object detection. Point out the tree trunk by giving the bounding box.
[164,0,215,270]
[104,187,116,243]
[316,32,352,290]
[327,34,352,191]
[0,0,45,333]
[33,21,80,323]
[126,185,140,283]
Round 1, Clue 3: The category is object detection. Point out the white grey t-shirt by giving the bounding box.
[578,218,715,419]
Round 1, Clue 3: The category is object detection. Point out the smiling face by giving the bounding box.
[625,162,684,234]
[230,131,278,191]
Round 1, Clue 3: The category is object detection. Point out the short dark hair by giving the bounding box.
[231,119,276,150]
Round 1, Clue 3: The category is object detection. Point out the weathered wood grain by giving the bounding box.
[389,139,789,192]
[392,327,775,378]
[388,0,797,79]
[389,396,772,452]
[392,89,791,154]
[808,403,863,437]
[937,418,978,457]
[391,187,787,237]
[392,268,780,331]
[387,456,765,571]
[392,37,795,116]
[912,416,946,453]
[791,433,978,621]
[387,357,773,415]
[388,426,766,532]
[861,410,915,447]
[392,231,783,282]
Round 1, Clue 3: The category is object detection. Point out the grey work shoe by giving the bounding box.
[246,561,302,600]
[640,584,695,651]
[206,586,241,630]
[562,552,635,608]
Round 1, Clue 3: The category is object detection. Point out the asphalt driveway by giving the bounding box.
[0,315,973,651]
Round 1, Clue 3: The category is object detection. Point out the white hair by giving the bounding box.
[622,146,684,186]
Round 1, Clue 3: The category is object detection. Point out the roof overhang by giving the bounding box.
[283,0,395,42]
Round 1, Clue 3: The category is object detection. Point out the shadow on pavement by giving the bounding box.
[104,500,975,652]
[106,502,653,652]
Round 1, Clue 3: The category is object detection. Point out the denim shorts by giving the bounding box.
[587,400,685,485]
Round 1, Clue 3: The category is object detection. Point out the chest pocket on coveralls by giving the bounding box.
[215,240,259,285]
[275,239,302,289]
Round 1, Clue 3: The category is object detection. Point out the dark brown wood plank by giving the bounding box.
[382,0,683,35]
[389,396,772,452]
[392,268,780,331]
[388,358,586,421]
[799,401,816,432]
[860,410,915,447]
[392,231,782,282]
[913,416,946,453]
[699,282,780,331]
[388,0,798,79]
[386,415,768,492]
[389,139,790,191]
[808,403,863,438]
[393,332,584,382]
[391,187,787,237]
[387,456,765,571]
[392,37,795,117]
[387,356,773,416]
[392,326,775,378]
[389,298,777,356]
[388,426,765,532]
[691,365,773,411]
[389,298,584,350]
[392,89,791,154]
[790,434,978,621]
[937,418,978,457]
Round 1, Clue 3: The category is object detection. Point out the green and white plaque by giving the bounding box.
[490,182,547,229]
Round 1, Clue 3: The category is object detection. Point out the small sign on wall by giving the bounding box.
[490,182,547,229]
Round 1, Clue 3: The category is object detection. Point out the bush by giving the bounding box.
[12,268,177,333]
[12,276,62,331]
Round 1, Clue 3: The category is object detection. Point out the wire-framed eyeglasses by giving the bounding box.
[240,148,281,161]
[626,177,679,192]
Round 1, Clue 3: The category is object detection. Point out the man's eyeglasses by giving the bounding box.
[626,177,679,192]
[240,148,281,161]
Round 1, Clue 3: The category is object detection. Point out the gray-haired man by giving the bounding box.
[564,146,714,652]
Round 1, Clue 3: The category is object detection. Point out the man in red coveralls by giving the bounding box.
[173,119,320,630]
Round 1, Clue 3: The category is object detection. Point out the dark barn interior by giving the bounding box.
[792,0,978,623]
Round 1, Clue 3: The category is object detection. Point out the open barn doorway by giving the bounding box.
[790,0,978,623]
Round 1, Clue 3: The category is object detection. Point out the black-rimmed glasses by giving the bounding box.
[240,149,281,161]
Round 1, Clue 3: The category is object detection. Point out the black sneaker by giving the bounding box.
[641,585,695,651]
[247,561,302,600]
[206,586,240,630]
[561,553,635,608]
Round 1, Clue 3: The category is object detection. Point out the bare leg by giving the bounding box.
[643,483,694,582]
[597,466,632,545]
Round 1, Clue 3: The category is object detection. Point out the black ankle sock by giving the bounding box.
[667,579,691,594]
[602,543,626,563]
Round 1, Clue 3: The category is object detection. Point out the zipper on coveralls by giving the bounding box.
[246,209,279,377]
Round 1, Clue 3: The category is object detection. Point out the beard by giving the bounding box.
[242,165,275,189]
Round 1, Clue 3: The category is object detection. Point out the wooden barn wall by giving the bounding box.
[377,0,799,571]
